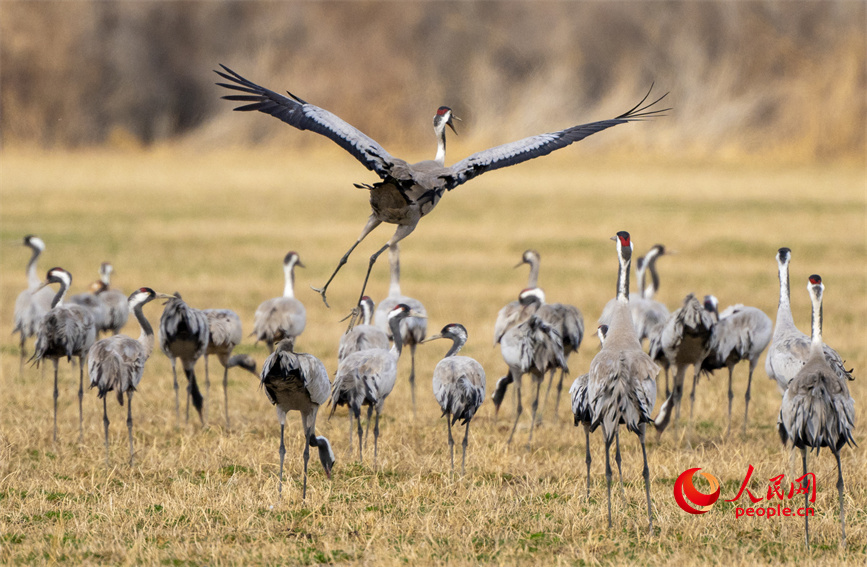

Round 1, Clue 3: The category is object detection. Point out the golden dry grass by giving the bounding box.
[0,148,865,565]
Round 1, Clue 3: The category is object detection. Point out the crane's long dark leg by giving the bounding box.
[18,333,26,377]
[461,421,470,476]
[170,358,180,423]
[540,368,556,424]
[604,432,614,528]
[743,361,756,437]
[446,411,454,475]
[526,374,543,449]
[364,405,373,446]
[301,417,312,500]
[409,344,417,418]
[347,412,354,458]
[311,215,382,308]
[373,406,381,469]
[688,366,700,421]
[203,355,210,425]
[102,396,110,467]
[223,364,230,429]
[554,367,567,420]
[184,364,205,425]
[672,365,685,426]
[640,424,653,534]
[726,365,734,438]
[834,449,846,548]
[127,391,134,467]
[278,420,286,502]
[584,423,592,500]
[355,222,419,309]
[614,428,625,499]
[506,372,523,445]
[78,355,85,443]
[664,367,670,398]
[356,408,364,463]
[802,448,809,548]
[52,359,59,443]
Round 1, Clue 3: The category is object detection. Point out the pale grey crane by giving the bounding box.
[778,275,855,548]
[253,252,306,353]
[159,293,209,425]
[373,243,427,414]
[88,287,172,465]
[586,231,657,532]
[570,324,608,500]
[329,304,425,467]
[492,250,542,347]
[203,308,258,428]
[699,295,772,436]
[422,323,486,475]
[216,65,667,308]
[13,235,54,373]
[96,262,129,335]
[490,288,567,448]
[338,296,389,361]
[30,267,97,442]
[765,248,852,393]
[260,338,335,500]
[69,280,109,336]
[649,292,715,438]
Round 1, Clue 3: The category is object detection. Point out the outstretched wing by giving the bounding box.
[441,87,669,190]
[216,65,400,179]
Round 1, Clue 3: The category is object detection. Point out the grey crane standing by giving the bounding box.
[490,288,567,448]
[586,232,658,532]
[699,295,772,436]
[778,275,856,548]
[88,287,172,465]
[30,268,97,442]
[492,250,542,348]
[765,248,852,393]
[96,262,129,335]
[339,296,389,361]
[329,304,425,467]
[216,65,667,308]
[203,308,258,428]
[422,323,486,475]
[69,279,109,337]
[569,324,608,500]
[373,243,427,415]
[650,292,715,438]
[159,293,209,425]
[538,299,584,421]
[260,338,335,500]
[253,252,306,353]
[13,235,54,373]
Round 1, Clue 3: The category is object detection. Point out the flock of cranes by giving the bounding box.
[10,67,856,547]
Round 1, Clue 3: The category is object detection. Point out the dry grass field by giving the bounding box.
[0,148,865,565]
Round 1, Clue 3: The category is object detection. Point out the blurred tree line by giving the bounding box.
[1,1,864,161]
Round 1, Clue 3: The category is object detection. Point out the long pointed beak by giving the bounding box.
[407,310,427,319]
[297,260,306,268]
[155,293,175,299]
[448,116,460,135]
[421,334,443,344]
[513,260,526,269]
[32,280,50,294]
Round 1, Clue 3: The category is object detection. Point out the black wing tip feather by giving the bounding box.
[617,83,671,121]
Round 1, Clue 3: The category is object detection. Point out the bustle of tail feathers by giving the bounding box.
[184,367,204,413]
[653,391,674,434]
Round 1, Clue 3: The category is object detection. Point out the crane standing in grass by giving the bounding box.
[203,308,258,428]
[88,287,172,466]
[13,235,54,374]
[778,275,855,548]
[423,323,485,475]
[96,262,129,335]
[260,338,335,500]
[160,293,209,425]
[253,252,307,353]
[216,65,667,308]
[31,268,97,442]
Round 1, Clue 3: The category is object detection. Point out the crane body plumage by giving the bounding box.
[204,308,258,427]
[13,235,55,372]
[159,293,209,424]
[254,252,306,353]
[339,297,389,360]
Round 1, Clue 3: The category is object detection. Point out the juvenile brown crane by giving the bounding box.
[216,65,667,308]
[88,287,172,465]
[586,232,658,532]
[778,275,855,548]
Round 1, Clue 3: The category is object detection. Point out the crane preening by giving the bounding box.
[216,65,668,308]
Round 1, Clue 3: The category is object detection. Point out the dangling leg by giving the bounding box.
[52,359,59,443]
[446,411,455,475]
[834,449,846,547]
[743,361,756,437]
[171,358,180,423]
[78,356,85,443]
[127,391,135,467]
[278,420,286,502]
[506,373,523,445]
[640,424,653,534]
[461,421,470,476]
[583,423,592,500]
[373,406,381,469]
[726,365,734,438]
[614,428,625,499]
[801,448,809,548]
[409,344,417,418]
[526,374,543,448]
[102,396,110,467]
[311,215,382,308]
[355,223,418,308]
[604,432,614,528]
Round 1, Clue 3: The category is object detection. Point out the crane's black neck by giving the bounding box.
[133,302,154,339]
[389,315,405,356]
[645,252,661,298]
[51,281,69,309]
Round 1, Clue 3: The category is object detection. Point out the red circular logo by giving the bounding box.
[674,467,721,514]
